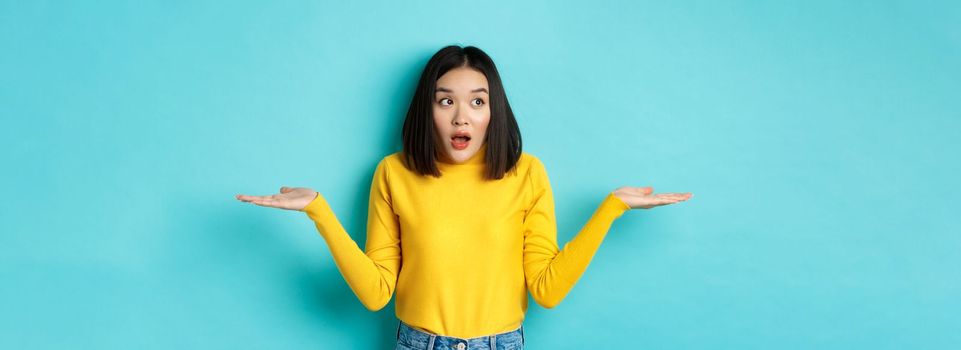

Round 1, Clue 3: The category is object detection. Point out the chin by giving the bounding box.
[448,148,476,161]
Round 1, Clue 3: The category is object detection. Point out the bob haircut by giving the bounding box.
[401,45,523,180]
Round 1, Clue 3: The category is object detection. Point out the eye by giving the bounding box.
[438,98,452,106]
[472,98,485,106]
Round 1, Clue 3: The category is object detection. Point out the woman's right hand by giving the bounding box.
[235,186,318,211]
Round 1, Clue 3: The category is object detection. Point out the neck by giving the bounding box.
[437,143,487,168]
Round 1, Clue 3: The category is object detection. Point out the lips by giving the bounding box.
[450,130,471,150]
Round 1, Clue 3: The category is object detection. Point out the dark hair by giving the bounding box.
[401,45,523,180]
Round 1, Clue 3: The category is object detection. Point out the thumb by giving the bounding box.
[641,186,654,195]
[280,186,293,194]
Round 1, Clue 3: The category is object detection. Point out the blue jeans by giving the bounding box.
[395,320,525,350]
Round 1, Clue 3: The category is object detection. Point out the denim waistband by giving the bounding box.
[396,320,524,350]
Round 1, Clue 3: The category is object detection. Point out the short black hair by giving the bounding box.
[401,45,523,180]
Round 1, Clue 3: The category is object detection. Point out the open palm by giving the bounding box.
[613,186,692,209]
[235,186,318,211]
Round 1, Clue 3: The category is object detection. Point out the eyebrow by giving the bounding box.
[436,87,489,94]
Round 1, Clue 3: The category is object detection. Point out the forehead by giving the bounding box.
[436,67,488,92]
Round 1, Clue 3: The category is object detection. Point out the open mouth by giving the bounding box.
[450,131,471,150]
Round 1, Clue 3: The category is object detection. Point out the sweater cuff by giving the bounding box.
[598,192,631,219]
[302,192,331,222]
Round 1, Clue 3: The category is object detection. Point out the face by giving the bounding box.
[432,66,491,164]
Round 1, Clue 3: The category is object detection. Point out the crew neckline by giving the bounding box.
[437,142,487,167]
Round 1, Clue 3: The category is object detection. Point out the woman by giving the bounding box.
[236,45,692,350]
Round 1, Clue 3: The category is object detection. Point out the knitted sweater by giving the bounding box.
[303,143,630,338]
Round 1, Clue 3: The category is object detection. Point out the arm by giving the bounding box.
[303,158,401,311]
[522,158,630,309]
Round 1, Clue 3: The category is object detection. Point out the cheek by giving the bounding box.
[475,112,491,140]
[432,110,446,130]
[471,107,491,124]
[479,109,491,127]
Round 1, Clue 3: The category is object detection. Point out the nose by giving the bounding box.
[452,109,469,126]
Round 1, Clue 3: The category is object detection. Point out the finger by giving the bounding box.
[656,194,690,205]
[651,198,674,205]
[649,195,683,205]
[237,194,274,204]
[657,193,691,200]
[251,196,280,207]
[263,194,280,206]
[236,194,264,202]
[658,197,678,205]
[238,195,267,203]
[251,200,274,208]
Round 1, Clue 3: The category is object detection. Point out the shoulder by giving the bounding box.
[379,151,423,176]
[517,153,552,195]
[361,152,402,181]
[382,152,404,167]
[517,152,548,178]
[377,152,407,174]
[519,152,545,168]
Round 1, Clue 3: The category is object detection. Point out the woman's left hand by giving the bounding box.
[613,186,692,209]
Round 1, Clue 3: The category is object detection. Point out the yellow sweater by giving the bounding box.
[303,143,631,338]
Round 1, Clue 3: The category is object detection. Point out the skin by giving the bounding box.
[432,66,491,164]
[235,66,693,210]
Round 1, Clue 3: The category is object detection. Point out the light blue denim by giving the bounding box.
[395,320,525,350]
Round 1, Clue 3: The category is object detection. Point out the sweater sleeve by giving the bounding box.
[302,158,401,311]
[522,157,631,309]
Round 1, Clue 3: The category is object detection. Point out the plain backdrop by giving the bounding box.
[2,1,959,349]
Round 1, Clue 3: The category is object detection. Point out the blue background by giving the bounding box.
[2,1,959,348]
